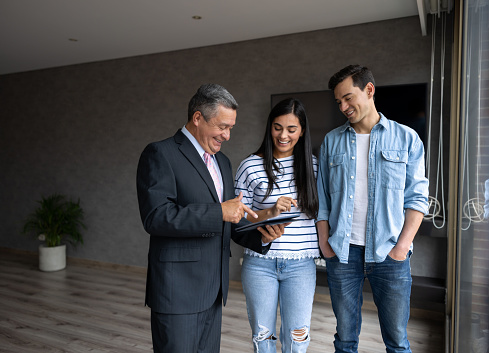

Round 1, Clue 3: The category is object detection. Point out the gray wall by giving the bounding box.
[0,16,446,280]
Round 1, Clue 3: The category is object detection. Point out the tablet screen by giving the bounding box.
[235,213,301,232]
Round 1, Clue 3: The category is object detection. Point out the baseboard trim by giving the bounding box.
[0,246,146,275]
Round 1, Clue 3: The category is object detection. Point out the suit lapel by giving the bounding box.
[215,152,233,202]
[175,130,220,203]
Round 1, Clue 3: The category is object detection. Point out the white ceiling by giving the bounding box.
[0,0,423,75]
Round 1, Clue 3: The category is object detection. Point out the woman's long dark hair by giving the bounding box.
[254,98,318,219]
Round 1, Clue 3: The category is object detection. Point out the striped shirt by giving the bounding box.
[235,154,320,259]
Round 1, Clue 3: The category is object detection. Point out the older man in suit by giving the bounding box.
[136,83,285,353]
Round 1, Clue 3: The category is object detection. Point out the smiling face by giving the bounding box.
[190,105,236,155]
[271,113,303,159]
[334,76,378,133]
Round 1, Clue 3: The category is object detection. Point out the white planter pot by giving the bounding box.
[38,244,66,272]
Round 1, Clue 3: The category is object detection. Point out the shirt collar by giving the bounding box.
[377,113,389,129]
[339,112,389,134]
[181,125,206,160]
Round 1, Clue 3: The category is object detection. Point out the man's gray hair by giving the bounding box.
[187,83,238,121]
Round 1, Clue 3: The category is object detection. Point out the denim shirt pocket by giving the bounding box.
[381,150,408,190]
[328,153,346,194]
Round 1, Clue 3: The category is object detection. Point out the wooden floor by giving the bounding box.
[0,248,444,352]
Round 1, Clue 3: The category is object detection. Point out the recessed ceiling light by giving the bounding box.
[192,15,202,20]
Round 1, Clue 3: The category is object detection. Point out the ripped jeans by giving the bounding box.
[241,254,316,353]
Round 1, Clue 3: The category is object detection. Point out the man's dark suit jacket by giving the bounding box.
[136,129,268,315]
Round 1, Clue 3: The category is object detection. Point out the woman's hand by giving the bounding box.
[258,222,290,243]
[246,196,298,223]
[270,196,298,218]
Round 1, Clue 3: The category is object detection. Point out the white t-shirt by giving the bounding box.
[350,134,370,246]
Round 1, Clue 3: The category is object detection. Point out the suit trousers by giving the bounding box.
[151,293,223,353]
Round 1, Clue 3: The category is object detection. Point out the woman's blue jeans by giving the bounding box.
[241,254,316,353]
[325,245,412,353]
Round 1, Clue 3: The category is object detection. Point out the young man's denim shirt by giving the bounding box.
[317,113,429,264]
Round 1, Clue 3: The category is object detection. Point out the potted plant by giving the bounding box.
[22,194,86,271]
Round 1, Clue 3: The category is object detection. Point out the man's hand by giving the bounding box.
[257,223,289,243]
[221,192,258,224]
[317,220,336,258]
[388,209,424,261]
[318,233,336,258]
[388,245,409,261]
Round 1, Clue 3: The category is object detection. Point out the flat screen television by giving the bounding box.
[271,83,428,156]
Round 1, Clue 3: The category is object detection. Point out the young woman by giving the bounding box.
[234,98,319,353]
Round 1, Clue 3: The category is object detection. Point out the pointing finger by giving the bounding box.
[242,203,258,219]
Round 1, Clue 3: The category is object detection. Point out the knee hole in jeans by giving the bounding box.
[291,326,309,342]
[254,324,277,342]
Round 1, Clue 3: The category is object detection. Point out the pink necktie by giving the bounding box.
[203,152,222,202]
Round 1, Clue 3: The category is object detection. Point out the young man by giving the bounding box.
[316,65,429,353]
[136,83,286,353]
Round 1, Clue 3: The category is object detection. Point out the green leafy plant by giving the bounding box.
[22,194,86,247]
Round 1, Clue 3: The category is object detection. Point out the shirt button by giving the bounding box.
[348,214,352,218]
[396,157,400,160]
[351,176,354,179]
[352,156,355,160]
[346,233,350,237]
[352,140,355,143]
[349,195,353,199]
[330,162,333,166]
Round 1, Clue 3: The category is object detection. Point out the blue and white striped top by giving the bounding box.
[235,154,320,259]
